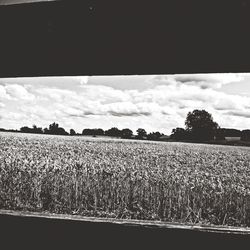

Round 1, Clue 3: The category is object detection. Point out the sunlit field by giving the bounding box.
[0,132,249,227]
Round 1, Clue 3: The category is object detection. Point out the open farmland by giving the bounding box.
[0,132,249,227]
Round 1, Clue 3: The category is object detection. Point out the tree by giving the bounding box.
[241,130,250,141]
[185,109,219,141]
[147,131,163,141]
[82,129,92,135]
[45,122,68,135]
[82,128,104,136]
[20,126,31,133]
[95,128,104,136]
[43,128,49,134]
[121,128,133,139]
[70,129,76,136]
[20,125,43,134]
[170,128,189,141]
[214,128,225,140]
[215,128,242,140]
[49,122,59,134]
[105,127,121,137]
[56,127,69,135]
[32,125,43,134]
[136,128,147,139]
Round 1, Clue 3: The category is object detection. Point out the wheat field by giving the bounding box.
[0,132,249,227]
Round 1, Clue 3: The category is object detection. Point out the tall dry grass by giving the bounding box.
[0,132,249,226]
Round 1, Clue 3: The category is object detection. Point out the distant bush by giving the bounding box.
[82,128,104,136]
[241,130,250,141]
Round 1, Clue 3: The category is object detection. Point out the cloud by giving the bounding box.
[80,85,131,104]
[149,73,244,89]
[77,76,89,85]
[104,102,155,117]
[226,110,250,119]
[1,75,250,134]
[36,88,77,102]
[212,93,250,111]
[61,101,156,118]
[39,83,250,127]
[0,85,11,99]
[3,84,35,100]
[35,85,174,119]
[213,98,242,111]
[174,73,243,86]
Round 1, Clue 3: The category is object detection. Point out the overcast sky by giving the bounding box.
[0,73,250,135]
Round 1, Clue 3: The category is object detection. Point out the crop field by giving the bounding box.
[0,132,249,227]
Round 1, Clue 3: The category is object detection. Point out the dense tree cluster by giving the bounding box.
[171,110,219,142]
[82,128,104,136]
[147,131,164,141]
[11,123,165,141]
[120,128,133,139]
[241,130,250,141]
[171,128,190,141]
[20,125,43,134]
[171,109,250,142]
[185,109,219,141]
[215,128,242,140]
[44,122,68,135]
[20,123,69,135]
[81,127,163,141]
[70,129,76,136]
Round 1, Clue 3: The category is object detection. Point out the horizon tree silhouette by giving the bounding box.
[185,109,219,141]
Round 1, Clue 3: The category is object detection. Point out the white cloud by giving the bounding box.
[225,110,250,119]
[4,84,35,100]
[103,102,157,117]
[36,88,77,102]
[149,73,244,89]
[0,85,11,99]
[78,76,89,85]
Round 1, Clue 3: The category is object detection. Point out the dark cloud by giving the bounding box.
[83,111,96,116]
[174,75,212,83]
[226,111,250,118]
[68,111,96,117]
[69,114,86,118]
[150,74,243,89]
[68,110,152,118]
[161,110,170,115]
[214,107,230,111]
[108,111,151,117]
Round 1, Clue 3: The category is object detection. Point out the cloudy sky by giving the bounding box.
[0,73,250,135]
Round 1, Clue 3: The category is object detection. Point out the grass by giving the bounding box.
[0,132,249,227]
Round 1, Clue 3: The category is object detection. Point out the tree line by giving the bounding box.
[1,109,249,142]
[0,122,165,141]
[81,127,164,140]
[170,109,250,142]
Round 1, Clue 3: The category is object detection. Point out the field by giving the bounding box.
[0,132,249,227]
